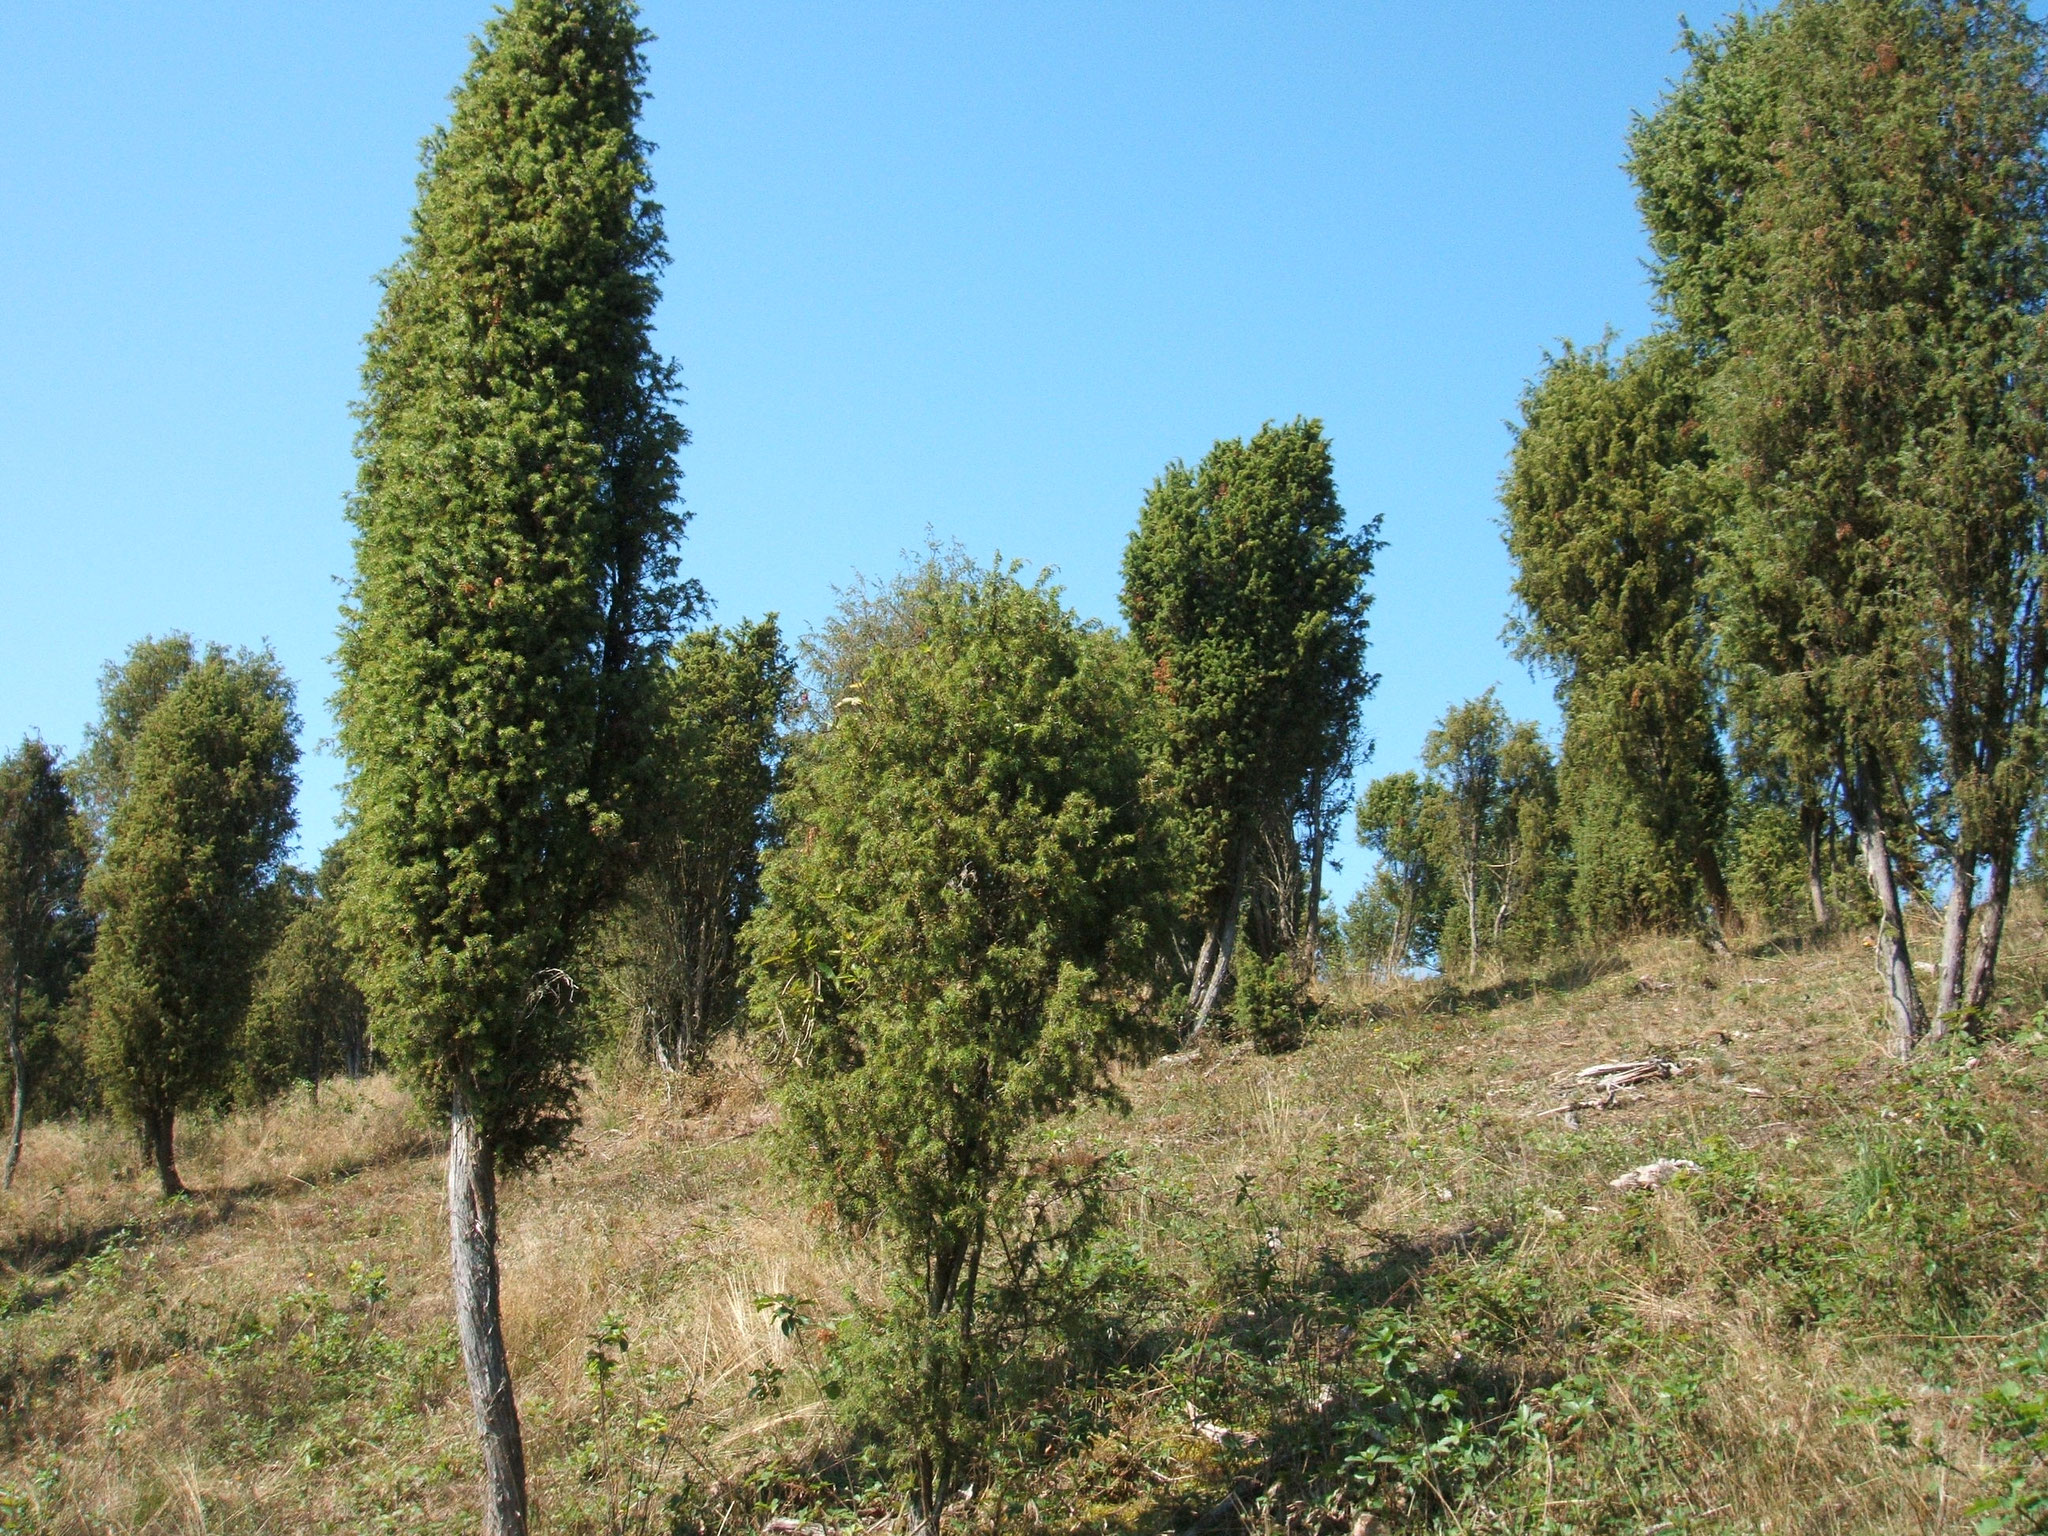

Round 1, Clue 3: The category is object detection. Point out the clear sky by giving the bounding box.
[0,1,1733,904]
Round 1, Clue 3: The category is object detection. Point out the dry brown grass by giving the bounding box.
[0,906,2041,1532]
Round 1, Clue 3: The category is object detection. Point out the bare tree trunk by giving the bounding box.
[1965,845,2013,1013]
[1189,882,1243,1033]
[1801,799,1832,928]
[1189,839,1251,1034]
[1694,843,1739,949]
[1385,902,1413,984]
[1463,864,1480,981]
[910,1453,941,1536]
[145,1107,184,1198]
[1187,918,1220,1018]
[1933,849,1977,1031]
[1854,801,1927,1059]
[4,978,25,1191]
[449,1086,528,1536]
[1303,782,1327,978]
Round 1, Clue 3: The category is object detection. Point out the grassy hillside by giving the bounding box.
[4,912,2047,1535]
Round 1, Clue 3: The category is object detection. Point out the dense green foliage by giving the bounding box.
[746,559,1159,1533]
[333,6,689,1527]
[336,0,687,1162]
[584,619,792,1072]
[240,851,370,1102]
[1622,0,2048,1047]
[0,739,92,1182]
[71,635,200,858]
[1503,336,1734,940]
[83,647,298,1195]
[1121,419,1378,1023]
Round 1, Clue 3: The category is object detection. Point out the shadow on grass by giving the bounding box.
[1101,1226,1538,1536]
[1421,947,1633,1019]
[723,1217,1542,1536]
[0,1126,437,1282]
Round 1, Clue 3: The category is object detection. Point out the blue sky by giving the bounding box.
[0,1,1732,901]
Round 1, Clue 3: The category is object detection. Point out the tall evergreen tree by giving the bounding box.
[1120,419,1377,1028]
[1633,0,2048,1052]
[0,739,90,1188]
[1502,335,1737,943]
[335,4,686,1529]
[84,650,298,1195]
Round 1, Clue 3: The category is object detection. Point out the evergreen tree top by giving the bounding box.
[338,0,688,1162]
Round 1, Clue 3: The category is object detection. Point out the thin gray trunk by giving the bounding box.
[4,975,24,1190]
[449,1086,528,1536]
[1801,800,1831,928]
[1303,790,1327,978]
[1190,884,1242,1033]
[1933,851,1976,1031]
[1385,900,1413,984]
[1463,861,1480,981]
[1187,919,1220,1020]
[1854,807,1927,1059]
[1965,845,2013,1013]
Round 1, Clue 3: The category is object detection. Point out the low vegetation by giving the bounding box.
[4,907,2044,1534]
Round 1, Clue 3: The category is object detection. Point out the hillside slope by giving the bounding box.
[3,914,2046,1534]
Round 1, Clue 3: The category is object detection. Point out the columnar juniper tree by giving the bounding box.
[336,3,686,1531]
[1633,0,2048,1052]
[1120,420,1377,1029]
[746,559,1157,1536]
[241,848,371,1100]
[84,650,298,1195]
[0,739,90,1188]
[1502,336,1738,944]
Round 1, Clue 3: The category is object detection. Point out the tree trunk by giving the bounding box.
[1303,789,1327,978]
[4,978,25,1191]
[910,1453,941,1536]
[1189,879,1243,1033]
[1464,863,1480,981]
[145,1107,184,1198]
[1694,843,1739,949]
[1186,916,1220,1020]
[1965,844,2013,1013]
[1853,797,1927,1058]
[449,1086,528,1536]
[1801,799,1831,928]
[1933,849,1977,1031]
[1385,901,1413,984]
